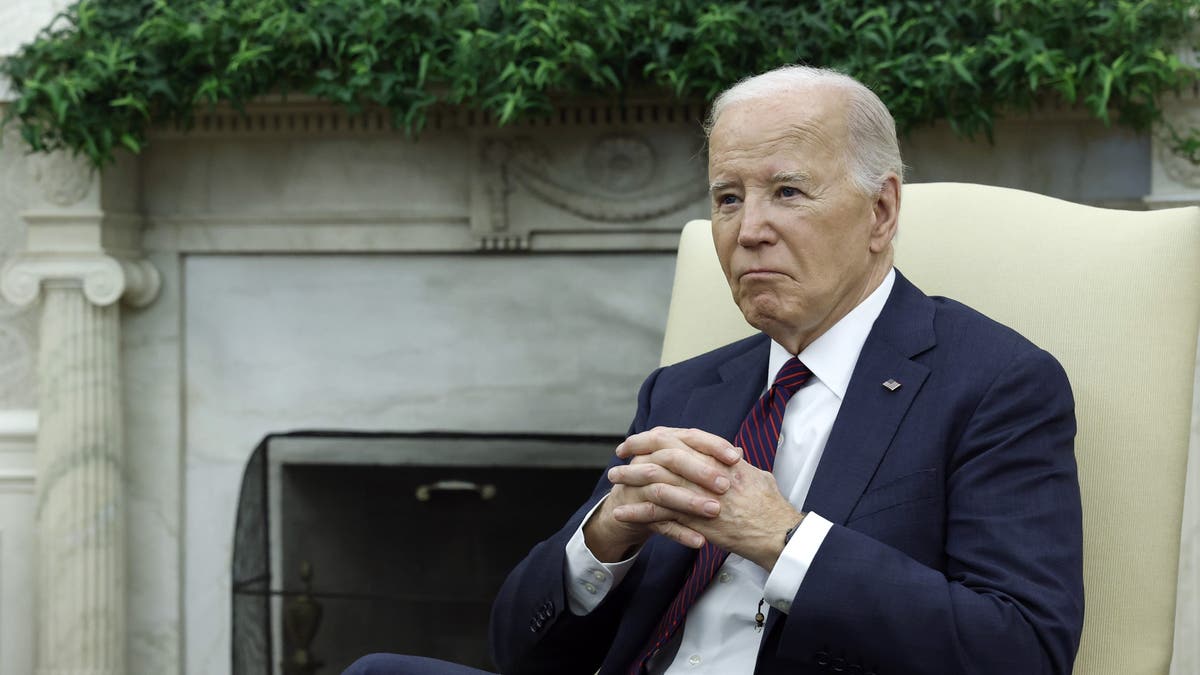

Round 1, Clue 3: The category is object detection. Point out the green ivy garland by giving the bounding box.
[1,0,1197,168]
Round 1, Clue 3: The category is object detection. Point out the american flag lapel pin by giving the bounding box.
[882,378,902,391]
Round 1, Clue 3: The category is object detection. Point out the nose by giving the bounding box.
[736,195,777,248]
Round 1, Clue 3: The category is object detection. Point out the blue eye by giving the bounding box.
[718,194,740,206]
[779,186,800,198]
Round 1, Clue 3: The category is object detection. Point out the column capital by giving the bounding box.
[2,146,156,308]
[0,253,160,308]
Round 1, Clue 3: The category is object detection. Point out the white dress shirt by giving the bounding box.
[564,269,896,674]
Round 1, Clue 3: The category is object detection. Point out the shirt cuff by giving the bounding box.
[762,512,833,614]
[563,495,640,615]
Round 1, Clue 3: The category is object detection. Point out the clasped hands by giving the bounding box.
[583,426,802,571]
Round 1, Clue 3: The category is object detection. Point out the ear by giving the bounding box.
[868,173,900,253]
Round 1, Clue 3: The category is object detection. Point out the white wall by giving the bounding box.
[0,0,72,98]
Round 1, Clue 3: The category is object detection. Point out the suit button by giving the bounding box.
[815,651,830,666]
[528,619,538,633]
[848,666,862,674]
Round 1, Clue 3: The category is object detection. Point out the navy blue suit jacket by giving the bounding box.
[491,271,1084,675]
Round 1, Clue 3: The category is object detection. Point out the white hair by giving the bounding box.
[704,65,904,197]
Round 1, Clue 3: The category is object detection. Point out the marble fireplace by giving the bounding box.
[158,101,706,675]
[2,98,711,675]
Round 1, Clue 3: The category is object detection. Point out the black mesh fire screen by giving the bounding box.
[231,431,617,675]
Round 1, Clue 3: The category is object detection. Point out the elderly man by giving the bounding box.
[349,65,1083,675]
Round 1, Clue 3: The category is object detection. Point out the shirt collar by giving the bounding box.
[766,268,896,399]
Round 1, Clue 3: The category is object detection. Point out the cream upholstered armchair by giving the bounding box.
[659,182,1200,675]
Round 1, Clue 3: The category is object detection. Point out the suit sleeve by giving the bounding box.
[488,367,662,674]
[768,347,1084,675]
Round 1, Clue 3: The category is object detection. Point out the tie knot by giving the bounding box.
[772,357,812,397]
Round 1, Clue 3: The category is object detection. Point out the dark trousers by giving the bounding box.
[342,654,496,675]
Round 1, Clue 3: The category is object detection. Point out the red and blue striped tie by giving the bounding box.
[628,356,812,673]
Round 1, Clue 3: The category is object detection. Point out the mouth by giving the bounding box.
[739,269,786,280]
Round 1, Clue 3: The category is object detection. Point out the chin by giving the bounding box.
[737,300,782,333]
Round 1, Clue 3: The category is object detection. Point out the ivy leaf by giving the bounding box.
[119,132,141,153]
[110,94,149,118]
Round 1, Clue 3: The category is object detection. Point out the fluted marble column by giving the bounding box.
[1,254,158,675]
[0,147,158,675]
[39,283,122,673]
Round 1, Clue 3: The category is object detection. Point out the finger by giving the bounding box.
[611,459,722,493]
[617,427,741,465]
[611,500,681,524]
[608,462,685,489]
[612,480,722,519]
[617,427,740,464]
[625,447,733,495]
[650,520,706,549]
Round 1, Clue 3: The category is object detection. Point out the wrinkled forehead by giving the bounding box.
[707,87,852,172]
[710,80,852,132]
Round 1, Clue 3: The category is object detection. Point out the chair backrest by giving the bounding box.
[660,182,1200,675]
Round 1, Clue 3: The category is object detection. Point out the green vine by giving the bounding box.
[2,0,1198,168]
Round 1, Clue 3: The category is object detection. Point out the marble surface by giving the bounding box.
[143,136,474,219]
[182,252,674,674]
[124,251,183,675]
[36,288,124,674]
[0,126,39,411]
[902,115,1149,209]
[0,409,35,675]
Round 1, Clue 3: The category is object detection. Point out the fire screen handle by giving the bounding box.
[415,479,497,501]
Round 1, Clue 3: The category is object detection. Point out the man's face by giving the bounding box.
[708,86,895,353]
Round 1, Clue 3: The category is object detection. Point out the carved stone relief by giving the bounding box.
[27,150,93,207]
[585,134,656,192]
[471,128,708,250]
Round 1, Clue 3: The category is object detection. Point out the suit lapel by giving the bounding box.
[802,271,936,525]
[758,272,938,648]
[680,335,772,442]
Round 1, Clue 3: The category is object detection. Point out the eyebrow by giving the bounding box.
[709,179,738,195]
[771,170,812,185]
[708,171,813,195]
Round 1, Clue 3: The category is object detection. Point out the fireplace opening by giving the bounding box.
[232,431,619,674]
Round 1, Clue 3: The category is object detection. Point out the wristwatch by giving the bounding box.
[784,513,806,546]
